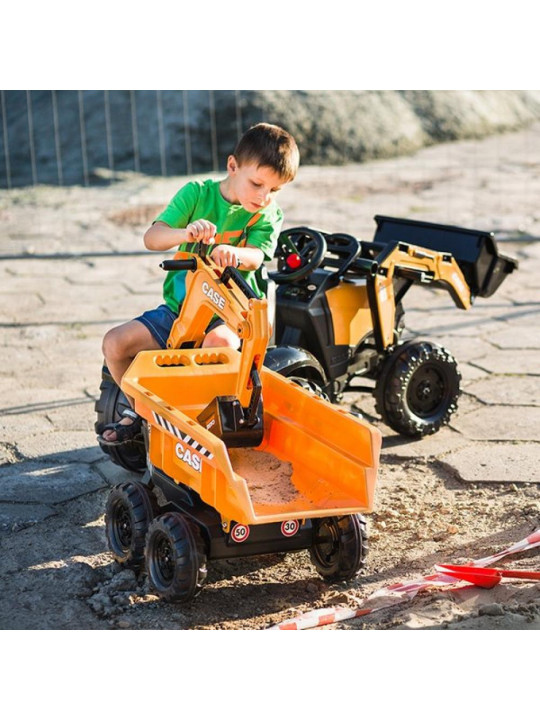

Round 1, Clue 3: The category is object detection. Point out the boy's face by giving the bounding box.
[225,156,287,212]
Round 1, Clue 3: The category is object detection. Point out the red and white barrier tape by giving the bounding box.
[269,528,540,630]
[471,528,540,567]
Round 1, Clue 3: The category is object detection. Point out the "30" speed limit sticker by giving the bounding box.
[281,519,299,537]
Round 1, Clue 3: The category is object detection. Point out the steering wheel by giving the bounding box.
[269,227,328,284]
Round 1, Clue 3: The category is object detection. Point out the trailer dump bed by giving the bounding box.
[122,347,381,526]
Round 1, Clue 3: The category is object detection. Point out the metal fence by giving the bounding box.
[0,90,250,189]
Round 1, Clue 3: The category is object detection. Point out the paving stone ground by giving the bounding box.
[1,123,539,631]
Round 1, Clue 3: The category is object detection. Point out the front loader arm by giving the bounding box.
[369,242,471,350]
[161,253,269,411]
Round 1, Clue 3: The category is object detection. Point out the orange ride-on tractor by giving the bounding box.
[96,248,381,602]
[267,215,518,437]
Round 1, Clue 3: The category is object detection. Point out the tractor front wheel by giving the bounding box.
[374,340,461,437]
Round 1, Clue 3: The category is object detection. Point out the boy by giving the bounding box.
[99,122,299,445]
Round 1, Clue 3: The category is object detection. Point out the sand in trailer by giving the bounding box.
[227,448,298,505]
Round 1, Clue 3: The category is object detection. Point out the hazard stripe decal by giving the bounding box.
[151,411,214,459]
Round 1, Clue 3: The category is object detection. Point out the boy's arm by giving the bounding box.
[145,222,261,268]
[144,219,217,251]
[211,244,263,270]
[233,205,283,269]
[146,182,215,251]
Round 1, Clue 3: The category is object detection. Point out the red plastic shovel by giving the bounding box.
[435,564,540,589]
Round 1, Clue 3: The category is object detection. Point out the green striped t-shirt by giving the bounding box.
[155,179,283,314]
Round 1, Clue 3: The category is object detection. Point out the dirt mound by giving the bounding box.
[3,90,540,187]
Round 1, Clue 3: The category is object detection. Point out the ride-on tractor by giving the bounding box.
[267,215,518,436]
[95,213,517,601]
[96,247,381,602]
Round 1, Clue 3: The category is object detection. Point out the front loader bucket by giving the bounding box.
[373,215,518,298]
[121,348,381,526]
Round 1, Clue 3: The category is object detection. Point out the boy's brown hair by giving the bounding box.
[233,123,299,183]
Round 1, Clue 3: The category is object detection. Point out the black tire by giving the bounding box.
[310,514,368,582]
[374,340,461,437]
[288,375,329,400]
[105,481,157,570]
[145,513,208,603]
[95,370,147,472]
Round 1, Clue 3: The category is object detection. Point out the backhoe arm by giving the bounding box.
[161,253,269,411]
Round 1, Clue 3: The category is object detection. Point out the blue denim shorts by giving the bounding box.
[134,304,224,349]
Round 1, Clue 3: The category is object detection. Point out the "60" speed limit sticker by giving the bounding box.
[231,523,250,543]
[281,519,299,537]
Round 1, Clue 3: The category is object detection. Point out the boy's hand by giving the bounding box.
[186,219,216,244]
[211,245,240,268]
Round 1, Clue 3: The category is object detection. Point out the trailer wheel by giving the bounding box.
[105,482,157,570]
[310,514,367,582]
[95,371,147,472]
[374,340,461,437]
[145,513,208,603]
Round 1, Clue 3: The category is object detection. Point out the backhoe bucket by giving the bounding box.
[122,347,381,526]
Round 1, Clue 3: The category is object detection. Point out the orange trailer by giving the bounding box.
[103,250,381,602]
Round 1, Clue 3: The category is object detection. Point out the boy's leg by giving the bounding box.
[100,316,237,443]
[103,320,161,387]
[101,320,161,441]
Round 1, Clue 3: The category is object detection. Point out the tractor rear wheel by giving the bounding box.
[145,513,208,603]
[374,340,460,437]
[310,514,368,582]
[95,370,147,472]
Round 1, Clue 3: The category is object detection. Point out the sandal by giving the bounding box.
[97,409,144,446]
